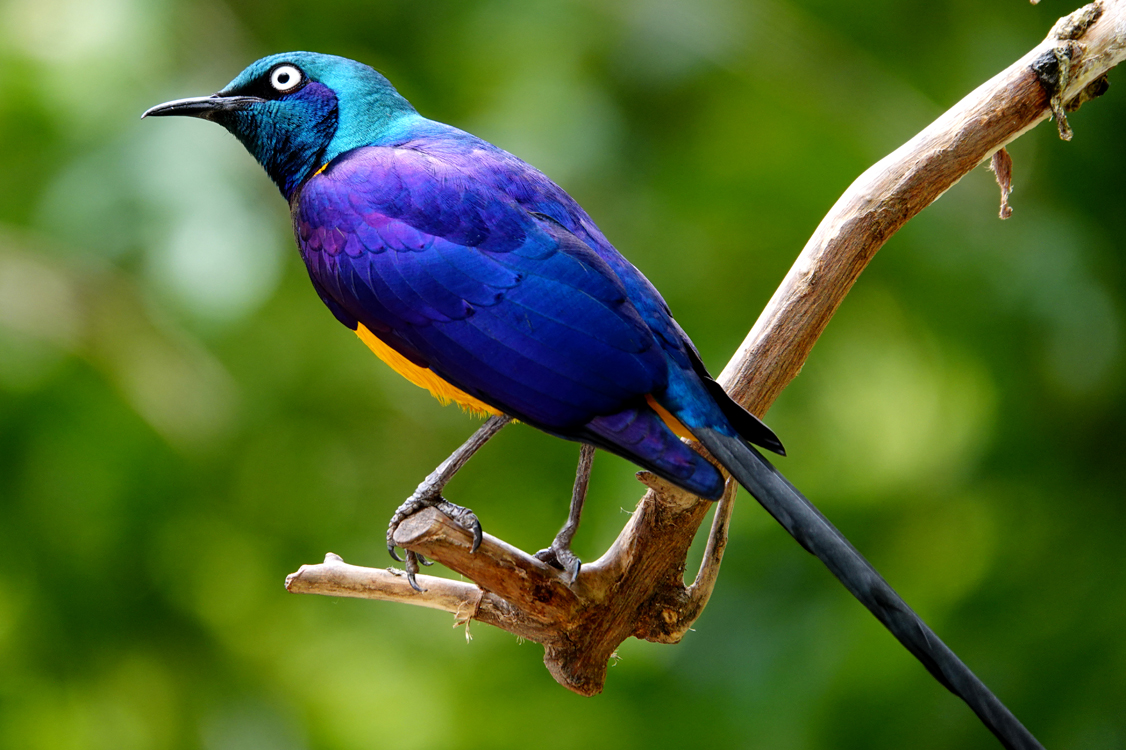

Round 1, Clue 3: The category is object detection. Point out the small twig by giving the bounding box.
[991,148,1015,219]
[285,552,483,613]
[666,479,740,640]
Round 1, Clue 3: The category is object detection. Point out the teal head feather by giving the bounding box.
[144,52,419,197]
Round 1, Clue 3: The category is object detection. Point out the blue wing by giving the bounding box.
[294,145,669,431]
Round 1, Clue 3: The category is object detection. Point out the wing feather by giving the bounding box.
[294,145,666,429]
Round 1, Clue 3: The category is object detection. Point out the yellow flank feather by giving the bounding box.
[357,324,684,431]
[356,324,500,417]
[645,394,695,441]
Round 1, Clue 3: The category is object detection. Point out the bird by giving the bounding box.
[144,52,1040,750]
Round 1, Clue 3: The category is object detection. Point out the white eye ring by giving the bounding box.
[270,65,302,93]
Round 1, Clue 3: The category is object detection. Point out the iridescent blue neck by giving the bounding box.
[320,73,420,161]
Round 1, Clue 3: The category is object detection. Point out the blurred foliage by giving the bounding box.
[1,0,1125,748]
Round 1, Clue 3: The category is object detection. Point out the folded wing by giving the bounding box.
[294,145,669,432]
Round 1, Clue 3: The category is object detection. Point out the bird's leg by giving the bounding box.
[535,443,595,585]
[388,414,512,590]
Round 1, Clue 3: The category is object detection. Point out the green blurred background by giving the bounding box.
[2,0,1124,747]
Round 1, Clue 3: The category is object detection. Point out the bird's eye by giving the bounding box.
[269,65,302,93]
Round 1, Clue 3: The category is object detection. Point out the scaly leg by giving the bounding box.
[535,442,595,585]
[388,414,512,590]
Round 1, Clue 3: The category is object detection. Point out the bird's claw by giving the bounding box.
[387,545,430,566]
[403,550,425,592]
[433,499,483,552]
[535,543,582,586]
[386,493,484,589]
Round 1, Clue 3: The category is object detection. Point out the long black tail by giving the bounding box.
[693,426,1043,750]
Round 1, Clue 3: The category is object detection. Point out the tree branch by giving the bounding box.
[287,0,1126,699]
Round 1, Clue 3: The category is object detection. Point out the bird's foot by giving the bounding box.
[535,539,581,586]
[387,494,483,591]
[534,442,592,587]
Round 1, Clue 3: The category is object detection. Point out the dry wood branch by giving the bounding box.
[287,0,1126,699]
[286,552,482,613]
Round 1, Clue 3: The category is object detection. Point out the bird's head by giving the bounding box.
[143,52,418,198]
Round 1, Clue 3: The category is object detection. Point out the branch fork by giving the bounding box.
[287,0,1126,702]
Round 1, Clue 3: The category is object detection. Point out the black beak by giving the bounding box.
[141,94,265,120]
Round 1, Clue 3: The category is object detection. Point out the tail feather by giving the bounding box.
[693,426,1042,750]
[576,407,726,499]
[675,331,785,455]
[700,376,786,456]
